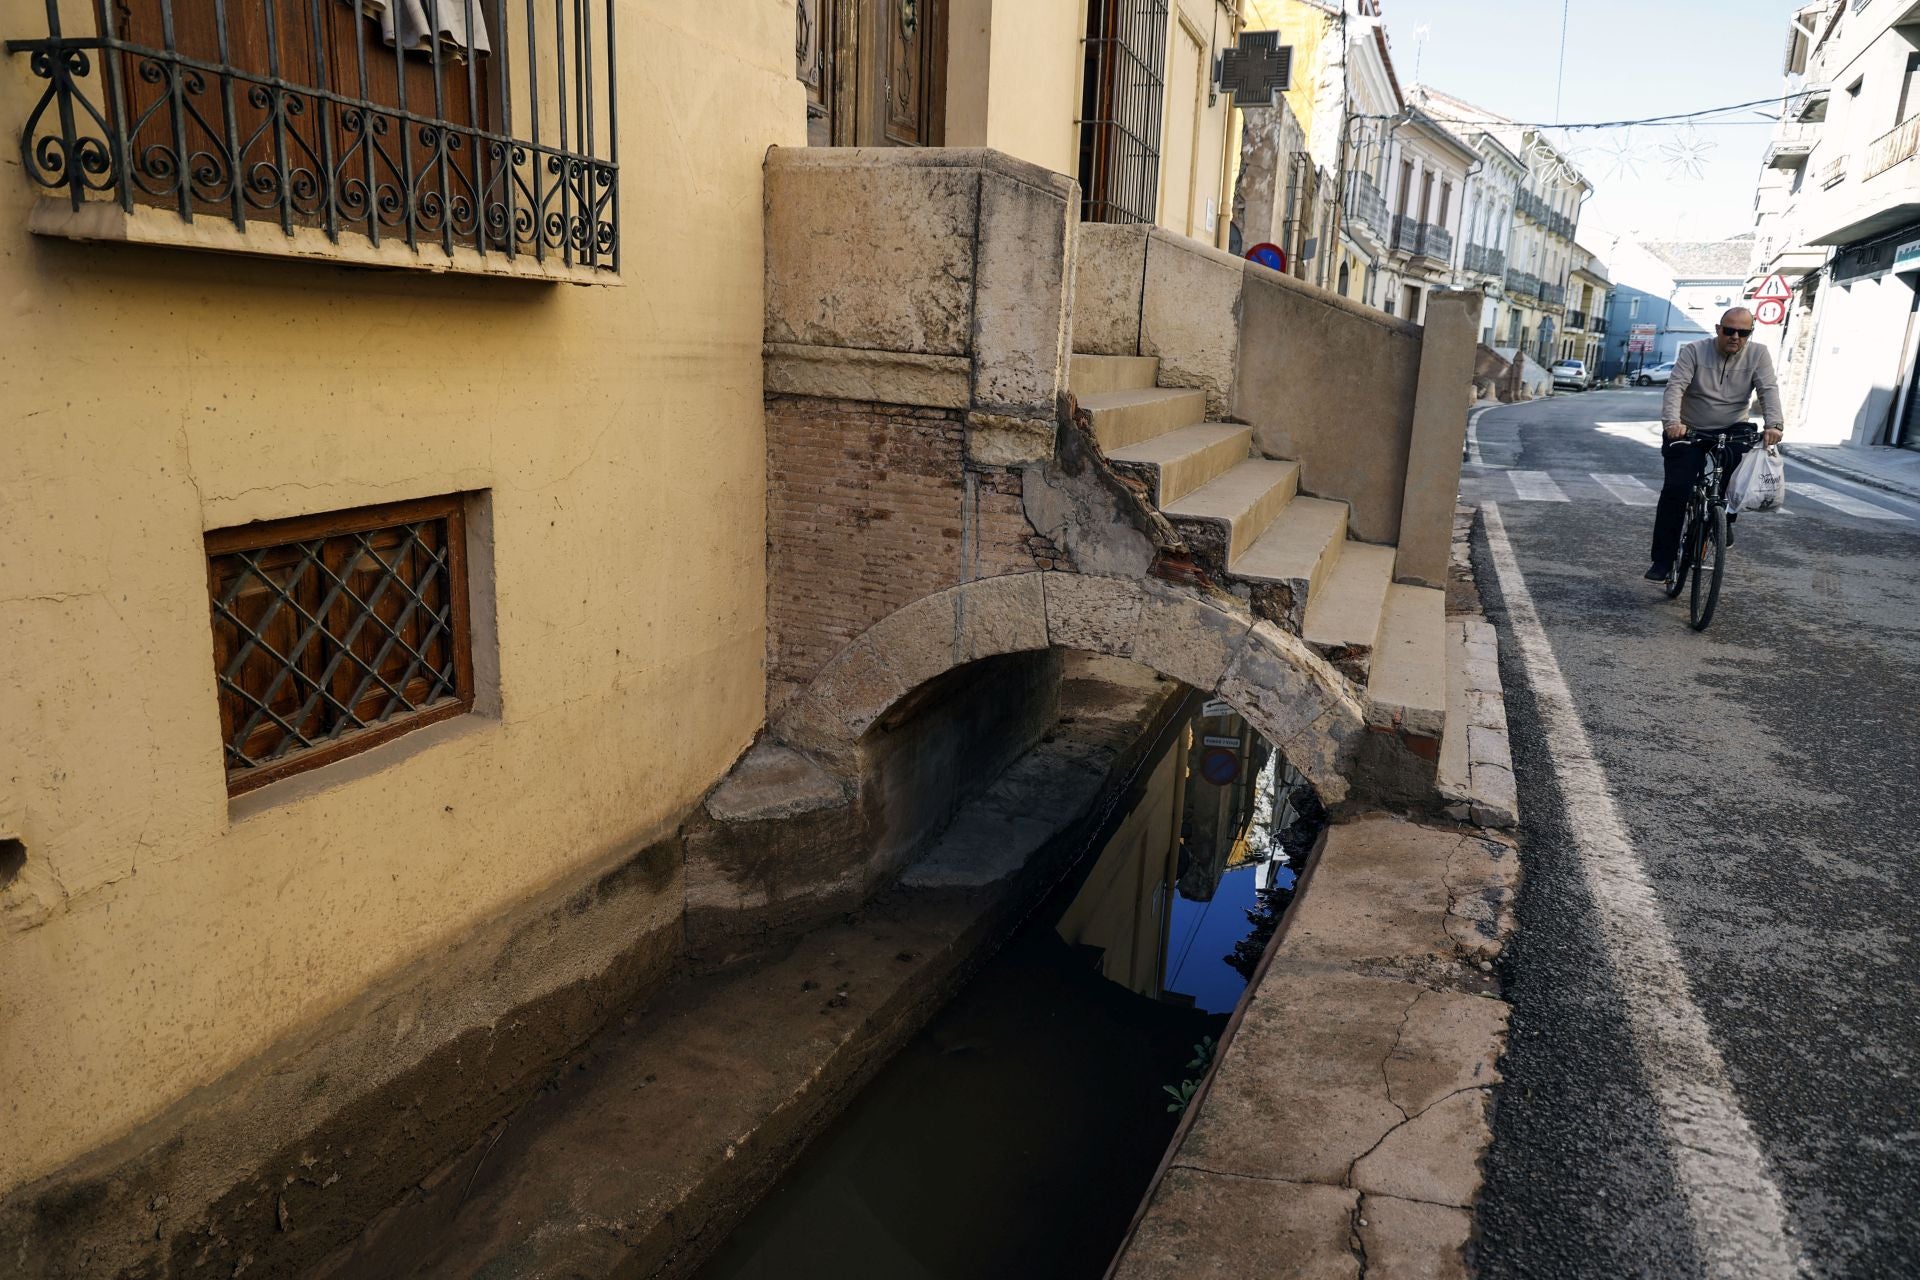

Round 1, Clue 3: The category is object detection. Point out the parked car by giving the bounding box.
[1635,362,1676,386]
[1551,359,1593,391]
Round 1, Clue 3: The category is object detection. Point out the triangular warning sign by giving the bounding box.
[1754,273,1791,301]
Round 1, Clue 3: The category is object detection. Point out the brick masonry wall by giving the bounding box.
[766,395,1063,700]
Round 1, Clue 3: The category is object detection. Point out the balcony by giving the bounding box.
[1765,122,1819,168]
[1540,282,1565,309]
[1390,214,1451,264]
[7,0,619,279]
[1866,117,1920,181]
[1350,172,1389,243]
[1819,154,1851,189]
[1566,309,1587,331]
[1504,268,1540,300]
[1462,241,1505,277]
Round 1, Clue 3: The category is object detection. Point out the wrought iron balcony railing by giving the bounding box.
[8,0,619,274]
[1819,153,1851,189]
[1540,282,1565,308]
[1566,309,1587,331]
[1349,171,1389,242]
[1390,214,1450,263]
[1866,116,1920,180]
[1504,268,1539,299]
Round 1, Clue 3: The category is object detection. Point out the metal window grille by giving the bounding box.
[9,0,617,272]
[206,495,474,795]
[1077,0,1167,225]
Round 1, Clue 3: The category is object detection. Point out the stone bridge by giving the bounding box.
[686,147,1478,949]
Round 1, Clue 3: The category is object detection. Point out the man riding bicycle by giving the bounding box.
[1646,307,1785,581]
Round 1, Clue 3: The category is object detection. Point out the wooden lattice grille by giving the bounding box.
[206,495,474,794]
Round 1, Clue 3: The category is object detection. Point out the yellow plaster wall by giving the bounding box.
[0,0,800,1194]
[984,0,1088,177]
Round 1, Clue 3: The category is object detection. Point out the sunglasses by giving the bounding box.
[1719,326,1753,338]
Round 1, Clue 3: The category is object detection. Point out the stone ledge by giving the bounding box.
[1438,505,1519,828]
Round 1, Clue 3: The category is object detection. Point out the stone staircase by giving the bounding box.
[1070,353,1448,748]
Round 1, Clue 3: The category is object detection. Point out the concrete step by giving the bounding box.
[1106,422,1253,506]
[1070,353,1160,395]
[1161,458,1299,566]
[1302,540,1397,663]
[1230,497,1350,631]
[1366,583,1448,742]
[1079,387,1209,453]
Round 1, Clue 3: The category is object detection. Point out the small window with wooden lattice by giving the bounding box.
[206,495,475,796]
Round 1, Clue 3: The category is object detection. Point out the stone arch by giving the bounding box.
[771,571,1370,808]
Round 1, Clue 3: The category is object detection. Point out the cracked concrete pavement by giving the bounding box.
[1110,816,1518,1279]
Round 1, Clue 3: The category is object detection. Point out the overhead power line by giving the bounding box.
[1380,92,1796,132]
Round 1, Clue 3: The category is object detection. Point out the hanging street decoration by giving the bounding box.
[1658,126,1716,180]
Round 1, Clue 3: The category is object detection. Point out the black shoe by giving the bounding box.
[1645,562,1670,581]
[1725,521,1736,548]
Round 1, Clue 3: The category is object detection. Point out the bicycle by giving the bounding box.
[1663,424,1760,631]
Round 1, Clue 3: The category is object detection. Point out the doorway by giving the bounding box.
[800,0,948,148]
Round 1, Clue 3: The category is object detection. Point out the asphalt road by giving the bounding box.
[1463,389,1920,1280]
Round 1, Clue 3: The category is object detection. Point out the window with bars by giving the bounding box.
[9,0,617,274]
[206,494,475,795]
[1077,0,1168,225]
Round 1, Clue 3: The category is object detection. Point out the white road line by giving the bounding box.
[1482,503,1801,1280]
[1787,482,1911,521]
[1507,470,1570,502]
[1592,473,1659,506]
[1467,404,1499,468]
[1597,421,1664,449]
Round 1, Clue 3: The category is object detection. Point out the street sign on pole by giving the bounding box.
[1755,298,1788,326]
[1628,322,1656,355]
[1754,274,1791,301]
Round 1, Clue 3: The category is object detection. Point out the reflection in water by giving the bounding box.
[696,701,1320,1280]
[1058,704,1319,1014]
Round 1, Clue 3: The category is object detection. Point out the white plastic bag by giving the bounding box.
[1727,445,1787,512]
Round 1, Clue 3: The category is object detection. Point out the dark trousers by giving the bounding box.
[1651,432,1750,564]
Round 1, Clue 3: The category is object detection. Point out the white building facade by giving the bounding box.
[1750,0,1920,446]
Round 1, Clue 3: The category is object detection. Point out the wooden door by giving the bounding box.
[804,0,945,148]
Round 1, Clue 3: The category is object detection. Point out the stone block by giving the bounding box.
[972,167,1075,419]
[844,573,1049,708]
[1111,1168,1360,1280]
[762,344,970,409]
[966,412,1057,466]
[1042,572,1143,658]
[1467,724,1509,770]
[1177,969,1413,1184]
[703,745,846,823]
[1130,580,1252,692]
[1217,621,1345,746]
[1280,816,1461,970]
[1142,230,1245,417]
[1072,223,1151,356]
[764,151,976,355]
[1352,1089,1493,1208]
[1356,1195,1473,1280]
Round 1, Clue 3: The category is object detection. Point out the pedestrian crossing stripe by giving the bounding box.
[1461,472,1912,521]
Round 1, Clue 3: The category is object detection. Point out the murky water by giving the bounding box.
[696,699,1320,1280]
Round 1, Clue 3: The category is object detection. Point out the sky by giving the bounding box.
[1369,0,1804,247]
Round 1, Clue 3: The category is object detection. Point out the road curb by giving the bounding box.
[1780,443,1920,503]
[1438,504,1519,828]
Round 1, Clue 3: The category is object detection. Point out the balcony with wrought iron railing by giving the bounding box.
[1540,282,1565,308]
[1505,268,1540,299]
[1866,116,1920,180]
[1819,153,1851,189]
[1390,214,1451,264]
[7,0,620,278]
[1463,241,1504,277]
[1566,309,1587,331]
[1350,171,1389,242]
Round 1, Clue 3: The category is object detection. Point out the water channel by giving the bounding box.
[696,693,1324,1280]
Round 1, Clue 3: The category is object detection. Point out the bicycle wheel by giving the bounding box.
[1665,506,1695,599]
[1689,503,1728,630]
